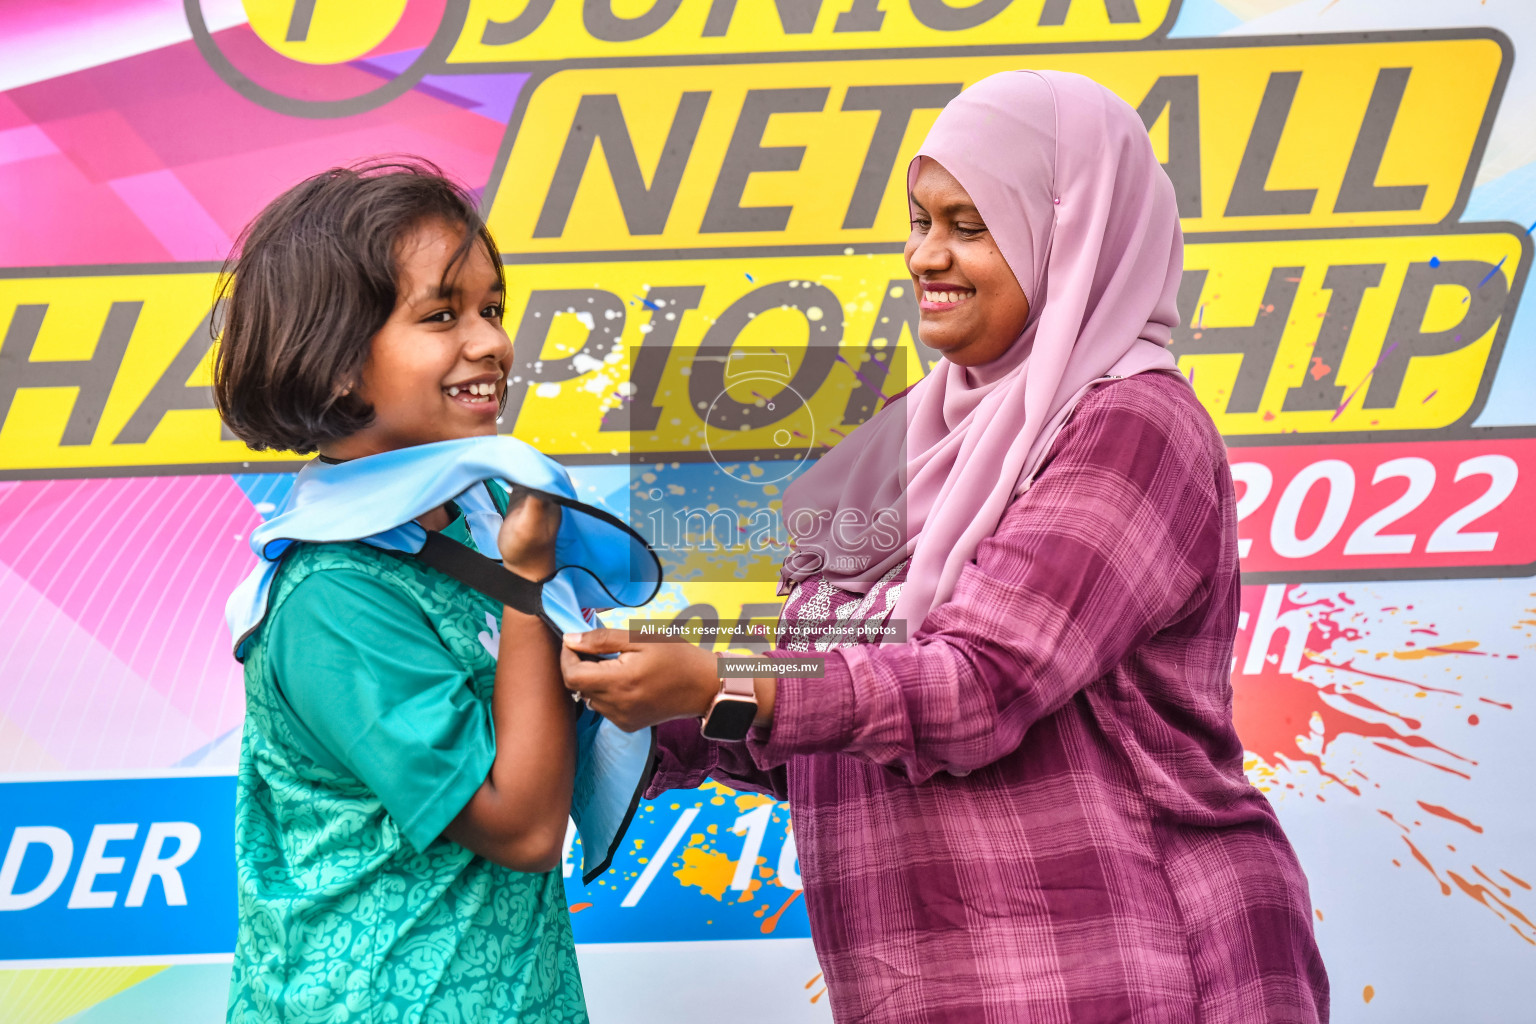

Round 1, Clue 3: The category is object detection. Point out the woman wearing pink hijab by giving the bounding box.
[564,70,1328,1023]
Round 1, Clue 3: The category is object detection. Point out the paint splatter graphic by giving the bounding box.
[1477,256,1507,289]
[666,786,791,901]
[1331,342,1399,420]
[631,782,805,931]
[1234,585,1532,945]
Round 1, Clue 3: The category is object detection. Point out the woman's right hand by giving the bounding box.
[561,630,721,732]
[498,488,561,581]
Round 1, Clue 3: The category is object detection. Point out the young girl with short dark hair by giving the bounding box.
[217,160,589,1023]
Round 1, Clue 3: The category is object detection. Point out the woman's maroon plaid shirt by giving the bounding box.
[650,373,1329,1023]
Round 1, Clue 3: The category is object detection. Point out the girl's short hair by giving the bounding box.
[213,158,503,454]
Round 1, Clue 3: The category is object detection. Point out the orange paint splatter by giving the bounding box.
[805,972,823,990]
[810,985,828,1004]
[1309,357,1332,381]
[1401,836,1451,896]
[1323,659,1460,695]
[1362,985,1375,1003]
[1236,591,1476,794]
[1474,866,1512,898]
[1232,661,1361,791]
[1230,586,1531,939]
[568,902,592,913]
[1372,741,1473,780]
[1446,871,1536,943]
[673,846,737,901]
[761,889,802,935]
[1501,870,1532,891]
[1233,590,1472,792]
[1416,801,1484,833]
[1394,640,1483,660]
[1327,684,1421,729]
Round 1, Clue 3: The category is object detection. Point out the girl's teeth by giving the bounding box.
[447,382,500,399]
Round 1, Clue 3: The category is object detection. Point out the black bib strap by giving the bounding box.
[412,531,551,625]
[408,532,610,661]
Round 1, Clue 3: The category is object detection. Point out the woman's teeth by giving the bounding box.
[445,381,497,402]
[926,289,973,304]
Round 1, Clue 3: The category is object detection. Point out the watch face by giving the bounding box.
[701,696,758,741]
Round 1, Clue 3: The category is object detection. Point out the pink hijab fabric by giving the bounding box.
[780,70,1185,631]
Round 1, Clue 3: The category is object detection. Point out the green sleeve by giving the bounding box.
[265,568,495,853]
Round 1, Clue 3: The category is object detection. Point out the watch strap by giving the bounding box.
[717,674,755,698]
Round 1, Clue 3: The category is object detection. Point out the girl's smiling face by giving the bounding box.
[904,159,1032,367]
[324,218,512,459]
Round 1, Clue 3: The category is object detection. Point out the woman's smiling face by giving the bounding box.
[325,218,512,459]
[904,159,1032,367]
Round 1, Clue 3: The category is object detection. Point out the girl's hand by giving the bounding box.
[499,489,560,581]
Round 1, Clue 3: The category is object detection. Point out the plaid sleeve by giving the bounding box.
[646,719,789,800]
[749,376,1228,784]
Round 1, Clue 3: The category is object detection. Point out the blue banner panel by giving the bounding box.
[566,790,810,944]
[0,774,236,962]
[0,773,808,963]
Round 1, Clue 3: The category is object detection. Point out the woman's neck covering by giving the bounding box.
[780,70,1185,633]
[225,434,662,882]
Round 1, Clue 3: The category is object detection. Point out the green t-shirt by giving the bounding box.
[228,507,587,1024]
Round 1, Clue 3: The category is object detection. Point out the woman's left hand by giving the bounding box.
[561,630,721,732]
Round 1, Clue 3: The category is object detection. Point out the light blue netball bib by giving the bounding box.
[226,434,662,882]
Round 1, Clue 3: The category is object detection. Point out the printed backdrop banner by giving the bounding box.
[1,2,1533,1022]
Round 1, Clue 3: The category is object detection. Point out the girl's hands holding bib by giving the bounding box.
[499,488,560,581]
